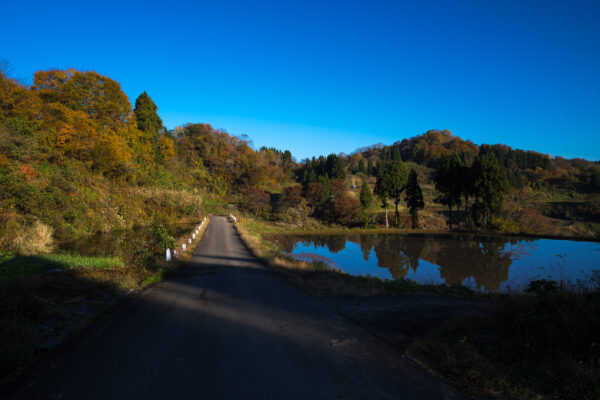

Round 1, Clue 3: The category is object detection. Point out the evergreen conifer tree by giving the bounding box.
[359,181,373,209]
[134,91,163,138]
[405,169,425,228]
[374,170,392,228]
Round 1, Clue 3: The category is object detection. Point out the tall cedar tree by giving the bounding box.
[471,154,509,226]
[359,181,373,209]
[358,159,367,174]
[326,154,347,180]
[388,160,408,225]
[134,91,163,138]
[374,169,392,228]
[405,169,425,228]
[435,153,465,228]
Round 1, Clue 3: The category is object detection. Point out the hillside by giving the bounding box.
[0,69,295,253]
[348,129,599,192]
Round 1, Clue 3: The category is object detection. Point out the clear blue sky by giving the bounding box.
[2,0,599,161]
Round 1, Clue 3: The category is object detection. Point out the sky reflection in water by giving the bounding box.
[271,234,600,292]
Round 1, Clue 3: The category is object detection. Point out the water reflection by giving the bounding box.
[273,234,600,292]
[58,223,197,263]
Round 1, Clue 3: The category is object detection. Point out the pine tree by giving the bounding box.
[359,181,373,209]
[405,169,425,228]
[358,158,367,174]
[282,150,292,163]
[434,153,464,228]
[374,170,392,228]
[326,154,347,180]
[134,91,163,139]
[471,154,509,226]
[388,160,408,225]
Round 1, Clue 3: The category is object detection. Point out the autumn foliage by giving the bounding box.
[0,67,296,249]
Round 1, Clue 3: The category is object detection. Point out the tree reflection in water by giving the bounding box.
[272,234,536,292]
[369,234,524,291]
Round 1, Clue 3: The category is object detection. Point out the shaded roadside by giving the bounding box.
[0,216,466,399]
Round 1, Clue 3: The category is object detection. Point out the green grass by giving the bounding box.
[0,253,124,283]
[0,251,15,263]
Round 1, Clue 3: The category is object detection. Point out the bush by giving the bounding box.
[149,222,176,251]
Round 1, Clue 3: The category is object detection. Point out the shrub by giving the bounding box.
[149,222,176,251]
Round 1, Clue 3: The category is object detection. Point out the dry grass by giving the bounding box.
[8,220,54,255]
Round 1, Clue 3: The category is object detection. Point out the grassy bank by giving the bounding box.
[0,218,209,381]
[238,209,600,244]
[234,214,600,399]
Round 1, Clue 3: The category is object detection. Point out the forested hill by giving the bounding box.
[0,68,294,252]
[1,67,599,254]
[344,129,599,192]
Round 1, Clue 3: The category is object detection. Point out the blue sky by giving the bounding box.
[2,0,599,161]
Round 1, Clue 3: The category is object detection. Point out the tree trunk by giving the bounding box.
[385,205,389,229]
[394,200,399,226]
[411,210,418,229]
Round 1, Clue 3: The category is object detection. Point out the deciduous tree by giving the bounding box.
[243,188,270,216]
[332,194,360,225]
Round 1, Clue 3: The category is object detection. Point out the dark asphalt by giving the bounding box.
[1,216,465,399]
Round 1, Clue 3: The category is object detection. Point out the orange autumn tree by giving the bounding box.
[31,69,134,175]
[0,70,40,121]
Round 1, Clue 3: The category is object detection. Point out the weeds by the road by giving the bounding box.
[0,218,210,381]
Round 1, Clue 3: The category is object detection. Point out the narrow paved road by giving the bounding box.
[1,216,464,399]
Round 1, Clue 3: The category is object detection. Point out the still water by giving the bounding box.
[270,234,600,292]
[58,223,196,262]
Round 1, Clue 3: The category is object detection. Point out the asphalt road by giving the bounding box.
[1,216,464,399]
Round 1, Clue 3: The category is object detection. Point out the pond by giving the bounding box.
[58,223,197,263]
[269,234,600,292]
